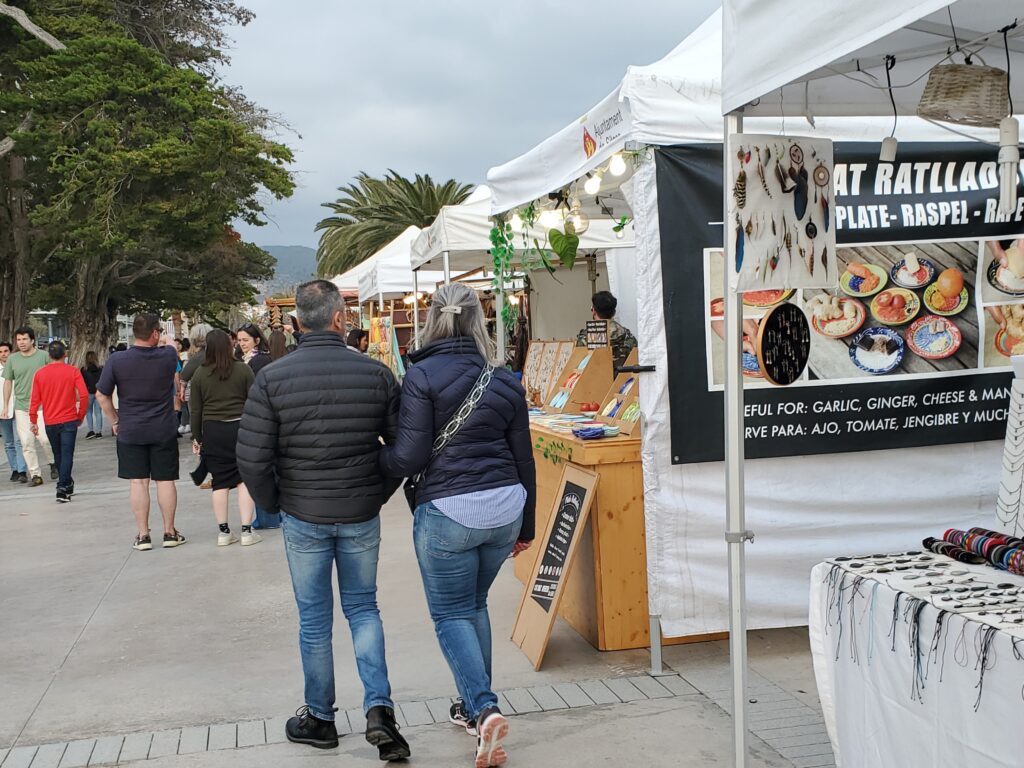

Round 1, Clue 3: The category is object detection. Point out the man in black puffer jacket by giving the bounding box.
[237,279,410,762]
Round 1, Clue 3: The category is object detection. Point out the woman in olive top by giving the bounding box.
[190,329,261,547]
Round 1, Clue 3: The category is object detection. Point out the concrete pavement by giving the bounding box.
[0,427,834,767]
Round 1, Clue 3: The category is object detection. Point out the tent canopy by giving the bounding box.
[355,226,443,304]
[411,184,633,273]
[722,0,1024,117]
[486,8,986,218]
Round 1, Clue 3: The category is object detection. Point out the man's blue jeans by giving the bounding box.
[281,513,393,720]
[0,417,26,474]
[413,503,522,720]
[44,420,78,491]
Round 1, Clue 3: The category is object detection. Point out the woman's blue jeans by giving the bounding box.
[86,394,103,433]
[413,503,522,720]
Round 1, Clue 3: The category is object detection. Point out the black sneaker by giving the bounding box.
[85,430,95,439]
[50,463,58,480]
[449,698,478,735]
[133,533,152,551]
[17,472,27,483]
[365,705,411,762]
[93,432,102,439]
[162,529,186,548]
[9,470,18,482]
[285,705,339,749]
[30,476,43,487]
[56,490,70,504]
[65,482,74,497]
[474,708,509,768]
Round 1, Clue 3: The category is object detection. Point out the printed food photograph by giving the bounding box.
[981,238,1024,303]
[707,249,794,319]
[982,303,1024,368]
[805,242,979,379]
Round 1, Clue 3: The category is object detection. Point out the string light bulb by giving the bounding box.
[538,208,564,229]
[510,212,524,232]
[565,199,590,235]
[584,173,602,195]
[609,153,627,176]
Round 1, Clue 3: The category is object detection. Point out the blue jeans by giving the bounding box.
[44,420,78,491]
[281,513,393,720]
[86,394,103,433]
[0,417,26,474]
[413,503,522,720]
[252,505,281,529]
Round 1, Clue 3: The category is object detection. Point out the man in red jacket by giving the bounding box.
[30,341,88,503]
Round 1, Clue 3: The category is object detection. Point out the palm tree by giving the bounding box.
[316,170,472,276]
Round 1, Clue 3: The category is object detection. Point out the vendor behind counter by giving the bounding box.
[575,290,637,370]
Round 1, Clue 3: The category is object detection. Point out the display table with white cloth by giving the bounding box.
[809,558,1024,767]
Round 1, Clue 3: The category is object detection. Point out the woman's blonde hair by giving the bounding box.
[420,283,494,362]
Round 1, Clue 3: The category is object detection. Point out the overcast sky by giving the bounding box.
[223,1,719,249]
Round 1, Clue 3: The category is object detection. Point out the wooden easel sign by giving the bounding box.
[512,463,599,670]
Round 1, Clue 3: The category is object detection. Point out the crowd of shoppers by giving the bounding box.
[3,287,536,767]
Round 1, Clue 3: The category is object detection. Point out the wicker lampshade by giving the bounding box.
[916,63,1009,128]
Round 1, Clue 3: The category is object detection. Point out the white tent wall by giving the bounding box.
[630,150,1000,638]
[528,267,611,341]
[604,248,638,336]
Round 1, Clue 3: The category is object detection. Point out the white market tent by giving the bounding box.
[719,3,1024,764]
[356,225,443,305]
[486,6,1009,671]
[412,185,639,342]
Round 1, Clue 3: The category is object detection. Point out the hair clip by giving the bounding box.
[439,305,463,315]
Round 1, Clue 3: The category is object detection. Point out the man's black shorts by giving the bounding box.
[117,439,179,481]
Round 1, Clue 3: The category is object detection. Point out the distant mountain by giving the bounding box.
[258,245,318,298]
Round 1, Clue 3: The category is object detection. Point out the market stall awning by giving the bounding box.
[411,184,632,273]
[722,1,1024,117]
[357,226,444,304]
[486,8,990,218]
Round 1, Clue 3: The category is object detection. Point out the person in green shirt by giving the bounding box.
[189,329,260,547]
[1,326,56,486]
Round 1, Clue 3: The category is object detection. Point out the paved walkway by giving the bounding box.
[0,429,834,767]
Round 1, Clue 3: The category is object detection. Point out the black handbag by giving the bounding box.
[403,363,495,512]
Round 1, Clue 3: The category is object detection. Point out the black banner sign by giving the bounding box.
[658,142,1023,464]
[530,480,586,612]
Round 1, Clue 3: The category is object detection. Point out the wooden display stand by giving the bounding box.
[518,422,721,652]
[545,346,613,415]
[596,349,642,436]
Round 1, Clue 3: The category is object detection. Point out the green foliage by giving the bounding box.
[316,170,472,276]
[2,27,293,325]
[548,228,579,269]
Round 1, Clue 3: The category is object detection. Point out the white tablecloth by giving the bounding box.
[809,560,1024,768]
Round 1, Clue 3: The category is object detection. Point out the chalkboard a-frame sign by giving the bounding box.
[512,463,599,670]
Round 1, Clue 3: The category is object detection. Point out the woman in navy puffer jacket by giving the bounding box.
[380,283,535,768]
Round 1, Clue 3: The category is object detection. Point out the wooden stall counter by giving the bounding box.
[517,421,649,651]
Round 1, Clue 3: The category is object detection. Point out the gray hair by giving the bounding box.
[296,279,345,332]
[188,323,213,350]
[420,283,494,361]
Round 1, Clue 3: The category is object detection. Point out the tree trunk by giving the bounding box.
[67,254,117,365]
[0,154,33,342]
[68,309,116,366]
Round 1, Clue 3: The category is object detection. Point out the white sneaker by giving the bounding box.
[240,530,262,547]
[217,531,238,547]
[475,710,509,767]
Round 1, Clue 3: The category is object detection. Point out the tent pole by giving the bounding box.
[413,271,421,349]
[495,284,505,365]
[649,614,663,675]
[723,111,749,768]
[443,251,451,284]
